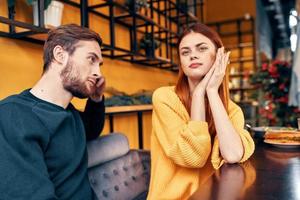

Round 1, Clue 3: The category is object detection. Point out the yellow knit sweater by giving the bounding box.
[147,86,255,200]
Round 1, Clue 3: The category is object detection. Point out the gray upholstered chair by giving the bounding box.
[87,133,151,200]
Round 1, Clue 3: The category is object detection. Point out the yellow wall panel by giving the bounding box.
[142,112,152,150]
[112,113,139,148]
[0,38,43,97]
[206,0,255,23]
[61,3,81,25]
[242,47,254,57]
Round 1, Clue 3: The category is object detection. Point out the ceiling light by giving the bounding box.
[290,33,297,52]
[289,15,298,27]
[291,9,298,16]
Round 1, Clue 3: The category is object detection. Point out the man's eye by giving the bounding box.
[88,57,95,63]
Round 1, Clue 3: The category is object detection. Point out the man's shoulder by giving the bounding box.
[0,92,55,139]
[0,93,49,137]
[0,92,36,112]
[0,93,20,104]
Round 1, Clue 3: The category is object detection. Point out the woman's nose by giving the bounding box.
[190,50,199,60]
[190,54,199,60]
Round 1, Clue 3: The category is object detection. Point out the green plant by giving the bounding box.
[104,87,152,107]
[125,0,149,12]
[7,0,52,10]
[139,33,161,57]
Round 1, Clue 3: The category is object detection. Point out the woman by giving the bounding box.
[147,23,255,200]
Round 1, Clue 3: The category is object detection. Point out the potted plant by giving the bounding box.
[139,33,161,58]
[176,0,189,13]
[125,0,149,12]
[7,0,52,9]
[7,0,64,28]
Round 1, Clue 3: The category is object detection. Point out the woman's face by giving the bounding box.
[179,32,217,81]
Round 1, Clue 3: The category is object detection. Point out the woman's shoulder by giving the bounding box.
[153,86,176,99]
[152,86,188,115]
[228,100,243,116]
[152,86,181,105]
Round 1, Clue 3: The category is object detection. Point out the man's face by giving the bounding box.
[60,40,103,98]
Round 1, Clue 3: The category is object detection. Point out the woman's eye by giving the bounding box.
[198,47,208,51]
[181,51,190,56]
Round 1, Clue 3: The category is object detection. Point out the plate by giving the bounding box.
[264,139,300,149]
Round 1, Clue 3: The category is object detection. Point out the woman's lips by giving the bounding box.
[189,63,202,68]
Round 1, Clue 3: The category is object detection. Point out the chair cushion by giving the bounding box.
[87,133,130,168]
[88,150,151,200]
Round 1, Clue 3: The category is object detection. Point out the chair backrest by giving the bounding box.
[87,134,151,200]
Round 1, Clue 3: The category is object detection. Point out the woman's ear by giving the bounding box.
[53,45,68,65]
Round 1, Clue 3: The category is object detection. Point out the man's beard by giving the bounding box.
[60,59,94,99]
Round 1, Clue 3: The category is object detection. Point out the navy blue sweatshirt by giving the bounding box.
[0,90,104,199]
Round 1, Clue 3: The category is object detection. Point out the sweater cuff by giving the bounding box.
[239,131,255,163]
[211,138,225,169]
[85,96,105,113]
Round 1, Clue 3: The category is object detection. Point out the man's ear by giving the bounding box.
[53,45,68,65]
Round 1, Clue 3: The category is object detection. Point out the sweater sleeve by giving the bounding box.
[79,97,105,141]
[211,101,255,169]
[152,88,211,168]
[0,103,58,199]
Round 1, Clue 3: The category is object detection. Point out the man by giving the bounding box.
[0,24,105,199]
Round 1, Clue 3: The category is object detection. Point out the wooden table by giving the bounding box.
[190,139,300,200]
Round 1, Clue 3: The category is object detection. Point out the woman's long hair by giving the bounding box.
[175,23,230,136]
